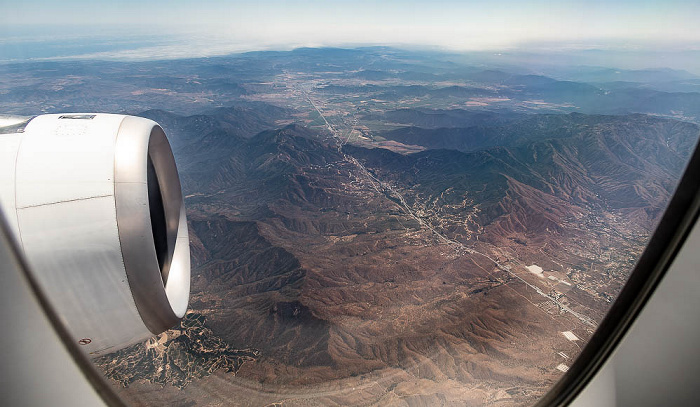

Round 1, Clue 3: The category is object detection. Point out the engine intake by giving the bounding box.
[0,114,190,355]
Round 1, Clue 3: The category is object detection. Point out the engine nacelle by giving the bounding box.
[0,114,190,356]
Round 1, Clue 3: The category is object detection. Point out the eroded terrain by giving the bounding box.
[8,47,699,406]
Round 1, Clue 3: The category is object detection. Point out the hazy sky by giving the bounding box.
[2,0,699,59]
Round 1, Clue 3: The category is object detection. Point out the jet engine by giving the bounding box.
[0,114,190,356]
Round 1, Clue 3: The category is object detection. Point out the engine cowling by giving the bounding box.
[0,114,190,356]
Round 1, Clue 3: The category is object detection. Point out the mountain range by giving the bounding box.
[100,105,697,406]
[6,46,698,406]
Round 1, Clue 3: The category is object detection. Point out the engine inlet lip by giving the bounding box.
[114,117,187,334]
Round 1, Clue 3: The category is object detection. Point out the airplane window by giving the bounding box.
[1,1,699,406]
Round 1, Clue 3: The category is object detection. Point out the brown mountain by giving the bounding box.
[107,112,698,406]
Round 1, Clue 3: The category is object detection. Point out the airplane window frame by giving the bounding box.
[0,211,129,407]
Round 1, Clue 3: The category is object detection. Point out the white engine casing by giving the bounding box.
[0,114,190,356]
